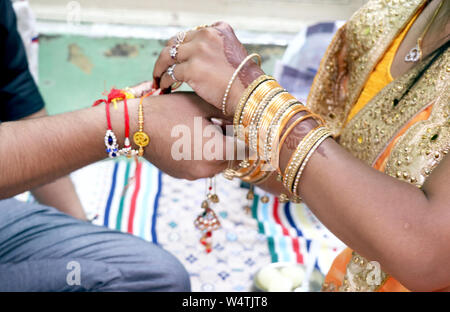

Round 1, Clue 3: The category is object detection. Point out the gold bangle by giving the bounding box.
[241,160,267,183]
[251,169,273,185]
[285,127,330,193]
[222,53,262,116]
[258,92,296,155]
[277,113,320,154]
[242,80,281,127]
[248,87,286,150]
[292,129,332,195]
[283,125,324,192]
[233,75,274,131]
[265,102,306,165]
[133,92,152,157]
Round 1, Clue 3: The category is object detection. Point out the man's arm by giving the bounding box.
[22,108,86,220]
[0,103,110,199]
[0,92,228,200]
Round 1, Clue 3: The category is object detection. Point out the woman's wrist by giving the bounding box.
[228,64,265,116]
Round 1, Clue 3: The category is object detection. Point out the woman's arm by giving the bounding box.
[153,22,450,291]
[294,136,450,291]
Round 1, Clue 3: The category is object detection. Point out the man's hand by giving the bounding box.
[0,91,229,199]
[140,92,229,180]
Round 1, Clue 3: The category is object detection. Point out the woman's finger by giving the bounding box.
[153,46,175,80]
[159,62,189,91]
[127,81,153,97]
[153,41,196,80]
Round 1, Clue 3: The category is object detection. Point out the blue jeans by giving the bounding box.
[0,198,190,291]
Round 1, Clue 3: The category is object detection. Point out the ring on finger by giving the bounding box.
[169,31,186,60]
[169,45,179,60]
[171,81,183,90]
[167,64,180,82]
[192,24,210,31]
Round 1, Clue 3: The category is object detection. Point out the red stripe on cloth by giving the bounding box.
[127,160,143,233]
[273,197,304,263]
[292,237,304,264]
[273,197,289,236]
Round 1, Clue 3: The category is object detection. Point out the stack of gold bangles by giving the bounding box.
[228,74,331,203]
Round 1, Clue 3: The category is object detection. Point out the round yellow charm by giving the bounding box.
[133,131,150,148]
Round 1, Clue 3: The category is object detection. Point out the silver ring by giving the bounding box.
[169,31,186,60]
[169,45,178,60]
[167,64,179,82]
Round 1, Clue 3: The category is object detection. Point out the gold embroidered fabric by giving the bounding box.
[306,0,449,292]
[307,0,426,137]
[340,49,450,176]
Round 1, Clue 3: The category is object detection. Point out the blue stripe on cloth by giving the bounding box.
[151,170,163,244]
[278,235,291,262]
[261,199,291,262]
[103,161,119,227]
[284,202,304,237]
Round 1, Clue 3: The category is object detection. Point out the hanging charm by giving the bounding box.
[404,43,421,63]
[119,137,138,158]
[244,185,254,214]
[278,193,289,203]
[104,129,119,158]
[194,177,221,253]
[223,168,236,180]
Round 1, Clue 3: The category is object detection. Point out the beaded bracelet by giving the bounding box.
[283,125,325,192]
[292,129,332,195]
[103,100,120,158]
[264,101,305,164]
[133,91,154,157]
[93,89,127,159]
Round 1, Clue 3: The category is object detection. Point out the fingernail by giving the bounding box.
[162,86,172,94]
[153,77,160,89]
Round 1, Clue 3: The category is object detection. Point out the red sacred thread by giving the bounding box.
[127,160,143,233]
[93,88,159,140]
[93,88,131,139]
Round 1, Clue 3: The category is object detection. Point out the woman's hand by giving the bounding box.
[141,92,230,180]
[152,22,264,116]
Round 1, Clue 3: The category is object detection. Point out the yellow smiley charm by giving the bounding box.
[133,131,150,156]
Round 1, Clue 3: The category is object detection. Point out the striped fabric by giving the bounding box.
[16,158,344,290]
[94,159,162,244]
[251,188,344,273]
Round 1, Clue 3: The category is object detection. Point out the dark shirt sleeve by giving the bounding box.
[0,0,45,122]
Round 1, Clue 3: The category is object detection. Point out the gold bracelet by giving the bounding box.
[285,127,330,193]
[276,112,325,161]
[133,92,152,157]
[241,160,268,184]
[242,80,281,128]
[233,75,274,132]
[222,53,262,116]
[265,102,305,165]
[258,92,296,155]
[248,87,286,150]
[283,125,325,192]
[292,129,332,195]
